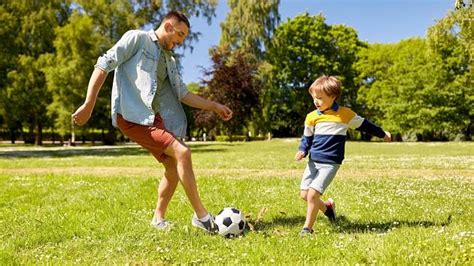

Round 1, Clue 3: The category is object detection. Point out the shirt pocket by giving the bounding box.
[139,48,157,72]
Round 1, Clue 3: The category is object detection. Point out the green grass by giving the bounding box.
[1,140,473,264]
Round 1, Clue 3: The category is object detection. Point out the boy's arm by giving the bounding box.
[356,119,386,138]
[297,115,314,159]
[349,114,391,141]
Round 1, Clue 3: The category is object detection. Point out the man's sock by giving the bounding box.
[198,213,211,222]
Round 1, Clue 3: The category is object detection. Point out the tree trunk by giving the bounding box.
[35,122,43,146]
[9,128,16,144]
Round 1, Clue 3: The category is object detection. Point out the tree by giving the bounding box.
[1,1,69,145]
[426,5,473,140]
[356,39,439,140]
[0,5,22,143]
[195,46,260,139]
[219,0,279,60]
[42,0,219,144]
[42,11,105,143]
[217,0,280,137]
[266,13,365,136]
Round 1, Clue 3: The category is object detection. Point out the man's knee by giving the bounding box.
[165,140,191,161]
[175,145,191,161]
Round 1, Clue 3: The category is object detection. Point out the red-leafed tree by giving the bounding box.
[195,46,260,139]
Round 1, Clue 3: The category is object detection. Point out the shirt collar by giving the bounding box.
[148,29,158,42]
[317,102,339,115]
[148,29,171,57]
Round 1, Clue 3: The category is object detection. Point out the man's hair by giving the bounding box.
[309,75,342,101]
[163,11,190,28]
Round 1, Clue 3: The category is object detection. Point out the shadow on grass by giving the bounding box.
[249,214,452,234]
[252,215,306,231]
[330,214,452,234]
[0,143,239,158]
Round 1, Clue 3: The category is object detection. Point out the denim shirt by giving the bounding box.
[95,29,188,138]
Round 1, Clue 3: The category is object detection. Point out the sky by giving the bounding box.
[176,0,455,85]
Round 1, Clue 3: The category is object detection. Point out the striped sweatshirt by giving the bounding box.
[298,103,386,164]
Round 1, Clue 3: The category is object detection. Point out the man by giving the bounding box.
[72,11,232,233]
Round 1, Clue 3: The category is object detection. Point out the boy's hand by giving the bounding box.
[295,151,306,161]
[383,131,392,142]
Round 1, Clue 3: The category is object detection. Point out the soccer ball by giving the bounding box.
[215,207,246,238]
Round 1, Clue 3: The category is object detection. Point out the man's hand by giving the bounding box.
[213,103,233,121]
[72,103,93,126]
[295,151,306,161]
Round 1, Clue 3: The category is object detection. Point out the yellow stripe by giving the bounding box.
[305,107,356,126]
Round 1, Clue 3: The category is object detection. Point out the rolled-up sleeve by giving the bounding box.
[95,30,141,73]
[166,57,189,100]
[175,79,189,100]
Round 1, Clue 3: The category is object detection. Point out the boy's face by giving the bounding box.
[312,91,336,112]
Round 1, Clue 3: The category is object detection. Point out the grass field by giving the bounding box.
[1,140,473,264]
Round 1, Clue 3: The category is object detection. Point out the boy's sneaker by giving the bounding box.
[150,218,172,231]
[191,213,218,233]
[324,198,336,222]
[299,227,314,237]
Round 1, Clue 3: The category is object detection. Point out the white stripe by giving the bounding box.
[303,125,314,136]
[314,122,348,135]
[348,115,364,129]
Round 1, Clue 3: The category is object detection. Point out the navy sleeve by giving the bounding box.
[356,119,386,138]
[298,135,313,156]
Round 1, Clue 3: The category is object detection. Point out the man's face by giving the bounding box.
[163,20,189,50]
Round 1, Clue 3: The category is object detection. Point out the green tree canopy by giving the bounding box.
[219,0,279,60]
[265,13,365,136]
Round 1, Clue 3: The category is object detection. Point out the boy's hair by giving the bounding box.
[309,75,342,101]
[162,11,190,28]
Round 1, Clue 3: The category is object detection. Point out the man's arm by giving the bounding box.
[181,92,233,121]
[72,68,108,126]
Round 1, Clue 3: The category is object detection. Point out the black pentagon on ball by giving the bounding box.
[225,233,236,238]
[223,217,232,227]
[231,208,240,214]
[238,220,245,230]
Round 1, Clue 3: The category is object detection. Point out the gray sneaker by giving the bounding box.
[191,213,218,233]
[299,227,314,237]
[150,218,172,231]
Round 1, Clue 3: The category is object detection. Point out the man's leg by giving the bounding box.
[163,139,208,218]
[154,156,179,221]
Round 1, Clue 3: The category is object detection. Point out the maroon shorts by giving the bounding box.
[116,113,176,162]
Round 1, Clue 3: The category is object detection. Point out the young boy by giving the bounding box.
[295,75,391,236]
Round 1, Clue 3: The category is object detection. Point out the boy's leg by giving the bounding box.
[301,189,326,211]
[153,156,180,221]
[300,190,308,201]
[303,188,323,230]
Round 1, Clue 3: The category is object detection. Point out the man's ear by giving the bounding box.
[164,22,172,33]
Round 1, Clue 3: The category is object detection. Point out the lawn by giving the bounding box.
[0,140,473,264]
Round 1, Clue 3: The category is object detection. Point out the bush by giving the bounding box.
[215,135,265,142]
